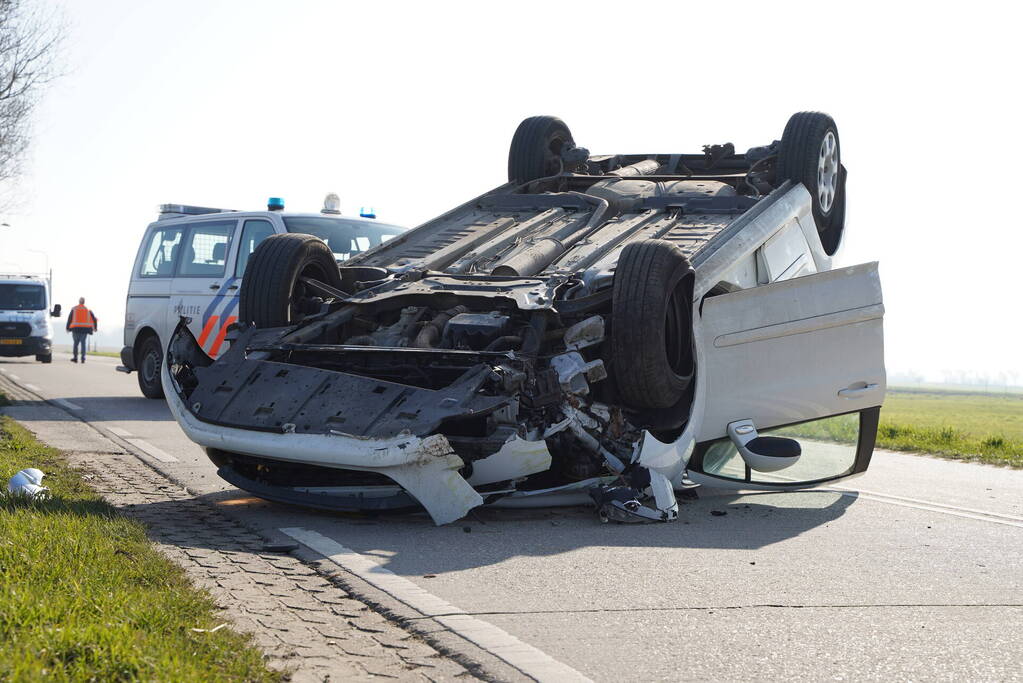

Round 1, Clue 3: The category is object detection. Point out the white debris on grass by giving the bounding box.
[6,468,50,499]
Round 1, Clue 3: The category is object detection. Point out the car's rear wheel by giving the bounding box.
[609,240,695,412]
[776,111,846,255]
[508,115,574,184]
[137,334,164,399]
[239,233,344,329]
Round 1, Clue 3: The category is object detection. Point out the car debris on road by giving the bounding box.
[164,113,886,525]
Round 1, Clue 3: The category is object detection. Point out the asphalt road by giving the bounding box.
[3,352,1022,681]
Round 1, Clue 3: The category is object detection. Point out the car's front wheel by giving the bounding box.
[36,353,52,363]
[609,240,695,414]
[776,111,846,255]
[239,233,345,329]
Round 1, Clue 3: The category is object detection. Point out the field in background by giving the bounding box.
[884,388,1023,441]
[783,387,1023,468]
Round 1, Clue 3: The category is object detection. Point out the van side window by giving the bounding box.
[139,227,184,277]
[177,221,235,277]
[235,220,275,277]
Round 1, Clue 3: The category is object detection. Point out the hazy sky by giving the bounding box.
[1,0,1019,383]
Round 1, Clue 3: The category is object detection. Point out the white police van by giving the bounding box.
[120,197,404,398]
[0,273,61,363]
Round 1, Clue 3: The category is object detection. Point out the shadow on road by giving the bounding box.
[125,487,859,573]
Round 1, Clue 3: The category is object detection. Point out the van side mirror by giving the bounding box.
[51,304,61,318]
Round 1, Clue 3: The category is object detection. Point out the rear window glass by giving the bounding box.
[283,217,401,261]
[139,227,184,277]
[0,284,45,310]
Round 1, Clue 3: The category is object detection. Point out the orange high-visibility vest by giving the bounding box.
[69,305,94,330]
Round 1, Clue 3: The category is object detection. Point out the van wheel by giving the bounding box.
[776,111,846,255]
[36,354,52,363]
[137,335,165,399]
[239,233,344,329]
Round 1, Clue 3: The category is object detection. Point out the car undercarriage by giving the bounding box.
[165,113,884,525]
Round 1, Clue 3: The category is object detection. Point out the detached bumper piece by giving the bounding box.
[588,468,681,523]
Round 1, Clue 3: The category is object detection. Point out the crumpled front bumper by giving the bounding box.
[163,360,485,524]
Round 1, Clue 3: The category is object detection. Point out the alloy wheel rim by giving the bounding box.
[817,131,839,213]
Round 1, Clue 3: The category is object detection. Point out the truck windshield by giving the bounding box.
[283,217,402,261]
[0,284,45,310]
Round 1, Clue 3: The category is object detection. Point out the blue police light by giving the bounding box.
[359,207,376,219]
[267,197,285,211]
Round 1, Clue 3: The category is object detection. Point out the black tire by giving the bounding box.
[136,334,164,399]
[609,240,695,410]
[36,353,52,363]
[239,233,344,329]
[776,111,845,255]
[508,115,574,184]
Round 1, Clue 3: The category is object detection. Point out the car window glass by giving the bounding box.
[0,284,45,310]
[699,413,860,484]
[139,227,184,278]
[177,221,235,277]
[235,220,275,277]
[282,217,403,260]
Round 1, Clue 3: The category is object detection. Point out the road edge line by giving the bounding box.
[281,527,593,683]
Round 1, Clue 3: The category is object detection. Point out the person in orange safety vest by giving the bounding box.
[65,297,97,363]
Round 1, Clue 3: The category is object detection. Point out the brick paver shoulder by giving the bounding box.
[72,451,475,682]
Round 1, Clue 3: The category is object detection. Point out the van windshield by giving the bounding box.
[283,217,402,261]
[0,284,45,310]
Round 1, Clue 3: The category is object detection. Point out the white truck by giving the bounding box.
[0,273,61,363]
[119,199,404,398]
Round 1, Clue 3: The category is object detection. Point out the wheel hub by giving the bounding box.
[817,131,839,213]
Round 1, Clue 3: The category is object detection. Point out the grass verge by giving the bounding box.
[0,415,279,681]
[779,397,1023,469]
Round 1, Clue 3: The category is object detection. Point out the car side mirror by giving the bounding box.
[51,304,61,317]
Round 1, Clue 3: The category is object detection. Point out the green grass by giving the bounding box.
[84,350,121,358]
[0,416,279,682]
[779,389,1023,468]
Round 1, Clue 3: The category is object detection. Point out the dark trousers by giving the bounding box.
[72,330,89,360]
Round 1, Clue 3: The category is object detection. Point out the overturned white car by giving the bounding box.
[164,112,885,525]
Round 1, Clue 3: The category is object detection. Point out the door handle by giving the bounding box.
[227,284,238,290]
[838,383,880,398]
[208,284,220,290]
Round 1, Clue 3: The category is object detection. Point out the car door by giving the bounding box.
[687,261,885,488]
[168,219,239,357]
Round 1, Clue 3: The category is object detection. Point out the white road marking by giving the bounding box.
[107,426,133,438]
[281,527,592,683]
[51,398,83,411]
[830,487,1023,529]
[124,438,179,463]
[24,383,40,391]
[7,374,19,380]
